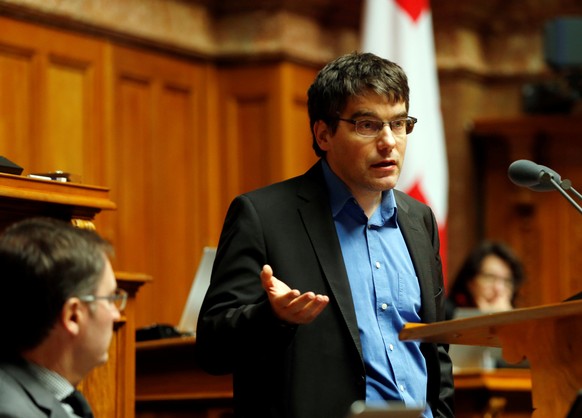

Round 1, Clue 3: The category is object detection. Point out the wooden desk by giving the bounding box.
[401,300,582,417]
[454,369,532,418]
[135,336,233,418]
[0,172,116,229]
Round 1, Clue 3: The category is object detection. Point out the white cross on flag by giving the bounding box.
[361,0,449,277]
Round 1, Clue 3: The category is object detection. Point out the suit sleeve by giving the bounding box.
[196,195,296,375]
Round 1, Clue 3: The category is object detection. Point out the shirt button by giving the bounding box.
[381,303,388,310]
[399,384,405,392]
[389,344,394,351]
[375,261,381,269]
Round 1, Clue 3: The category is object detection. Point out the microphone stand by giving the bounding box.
[540,171,582,215]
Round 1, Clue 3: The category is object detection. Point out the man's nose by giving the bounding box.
[377,125,396,148]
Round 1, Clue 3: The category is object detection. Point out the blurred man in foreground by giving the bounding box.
[0,217,126,418]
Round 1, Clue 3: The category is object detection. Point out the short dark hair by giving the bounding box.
[0,217,113,358]
[307,51,410,157]
[449,241,525,308]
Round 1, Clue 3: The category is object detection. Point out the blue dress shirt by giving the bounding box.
[322,161,432,417]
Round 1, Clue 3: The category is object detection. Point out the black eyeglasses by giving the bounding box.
[476,272,514,290]
[78,288,128,311]
[338,116,418,138]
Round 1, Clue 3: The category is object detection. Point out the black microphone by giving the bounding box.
[507,159,582,215]
[507,159,563,191]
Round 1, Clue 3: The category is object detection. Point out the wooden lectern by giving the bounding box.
[400,300,582,418]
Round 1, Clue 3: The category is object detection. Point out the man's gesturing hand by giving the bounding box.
[260,264,329,325]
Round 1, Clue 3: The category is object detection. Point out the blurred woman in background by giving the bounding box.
[446,241,525,320]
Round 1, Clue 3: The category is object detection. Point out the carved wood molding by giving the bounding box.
[3,0,582,72]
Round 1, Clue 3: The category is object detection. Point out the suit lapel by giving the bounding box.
[394,193,437,322]
[296,164,363,358]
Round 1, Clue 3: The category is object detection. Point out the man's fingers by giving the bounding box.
[260,264,274,289]
[297,295,329,320]
[261,264,300,301]
[284,293,329,323]
[260,264,328,324]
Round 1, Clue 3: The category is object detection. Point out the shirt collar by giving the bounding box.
[321,159,353,218]
[25,360,75,401]
[321,159,398,227]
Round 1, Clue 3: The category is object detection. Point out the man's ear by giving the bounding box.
[314,120,332,152]
[61,298,83,336]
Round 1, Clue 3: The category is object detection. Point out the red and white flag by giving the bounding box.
[362,0,449,277]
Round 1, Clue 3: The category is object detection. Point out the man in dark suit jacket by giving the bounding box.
[197,52,454,418]
[0,218,126,418]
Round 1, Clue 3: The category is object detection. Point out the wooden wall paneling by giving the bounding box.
[0,20,35,168]
[439,75,490,280]
[472,116,582,308]
[525,176,577,306]
[217,64,279,212]
[216,62,319,216]
[544,124,582,303]
[566,204,582,298]
[278,63,318,180]
[94,42,116,238]
[472,124,545,308]
[150,80,199,325]
[206,61,315,275]
[110,45,209,328]
[202,65,223,245]
[0,17,105,184]
[474,129,549,307]
[111,68,153,284]
[42,54,95,180]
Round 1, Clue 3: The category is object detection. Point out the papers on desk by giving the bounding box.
[177,246,216,336]
[448,308,528,371]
